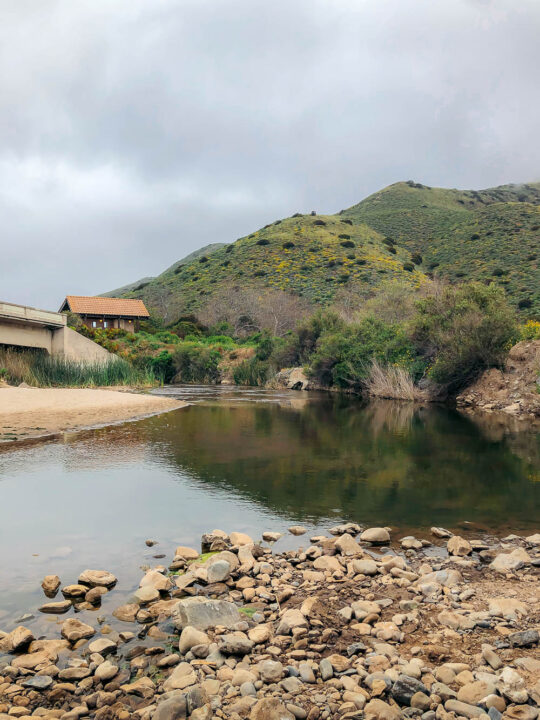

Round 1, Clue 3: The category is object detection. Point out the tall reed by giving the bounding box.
[364,361,424,401]
[0,349,157,387]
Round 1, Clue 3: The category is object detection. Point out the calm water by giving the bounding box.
[0,386,538,631]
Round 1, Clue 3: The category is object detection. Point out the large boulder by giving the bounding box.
[360,528,390,544]
[447,535,472,556]
[0,625,34,653]
[490,548,531,573]
[172,597,242,631]
[61,618,96,643]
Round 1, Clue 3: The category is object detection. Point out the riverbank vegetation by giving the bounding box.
[0,349,157,387]
[66,279,531,399]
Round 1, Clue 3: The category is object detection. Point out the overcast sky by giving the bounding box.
[1,0,539,309]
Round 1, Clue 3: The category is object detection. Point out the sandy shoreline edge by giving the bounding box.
[0,386,186,443]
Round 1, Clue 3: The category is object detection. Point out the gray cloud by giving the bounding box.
[1,0,539,308]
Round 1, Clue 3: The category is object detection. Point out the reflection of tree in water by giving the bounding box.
[143,396,540,531]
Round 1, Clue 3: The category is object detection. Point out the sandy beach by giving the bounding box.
[0,386,186,441]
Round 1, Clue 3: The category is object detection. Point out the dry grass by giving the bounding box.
[364,361,425,401]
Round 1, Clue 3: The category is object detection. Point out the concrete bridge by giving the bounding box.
[0,301,112,363]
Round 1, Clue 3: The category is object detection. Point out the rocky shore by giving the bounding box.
[1,525,539,720]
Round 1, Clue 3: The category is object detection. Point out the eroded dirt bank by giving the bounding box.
[0,387,186,442]
[0,525,538,720]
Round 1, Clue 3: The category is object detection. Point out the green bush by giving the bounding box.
[308,317,423,390]
[412,282,518,389]
[172,343,220,383]
[233,358,271,386]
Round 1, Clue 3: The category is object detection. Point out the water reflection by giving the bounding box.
[0,389,538,623]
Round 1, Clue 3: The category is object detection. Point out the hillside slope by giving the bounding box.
[114,180,540,322]
[343,181,540,314]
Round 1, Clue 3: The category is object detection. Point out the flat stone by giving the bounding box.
[445,699,485,718]
[88,638,117,655]
[438,610,475,631]
[95,660,119,681]
[113,603,139,622]
[262,532,282,542]
[288,526,307,536]
[162,662,197,692]
[229,532,254,545]
[218,632,254,656]
[61,618,96,643]
[335,533,363,555]
[431,527,453,538]
[207,560,231,583]
[276,608,308,635]
[172,597,242,630]
[458,680,496,704]
[140,569,173,592]
[38,600,72,614]
[352,558,378,575]
[391,675,427,706]
[119,676,155,698]
[360,527,390,544]
[78,569,117,587]
[250,699,295,720]
[364,699,401,720]
[259,660,283,683]
[61,584,87,598]
[21,675,53,690]
[507,630,539,647]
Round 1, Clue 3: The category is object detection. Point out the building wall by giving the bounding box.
[79,315,138,332]
[0,320,53,353]
[53,327,113,364]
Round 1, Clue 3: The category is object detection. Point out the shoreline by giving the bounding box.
[0,386,187,444]
[0,524,538,719]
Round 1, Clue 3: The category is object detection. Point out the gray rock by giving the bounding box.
[172,597,242,630]
[22,675,53,690]
[488,709,502,720]
[391,676,428,706]
[444,700,484,718]
[152,695,188,720]
[240,681,257,697]
[206,560,231,584]
[260,660,283,683]
[319,658,333,681]
[298,662,316,683]
[218,632,254,656]
[508,630,539,647]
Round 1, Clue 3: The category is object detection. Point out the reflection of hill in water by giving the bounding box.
[143,397,540,530]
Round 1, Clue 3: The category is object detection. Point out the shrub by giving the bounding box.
[225,245,234,253]
[172,344,220,383]
[470,233,480,240]
[342,219,353,225]
[256,238,270,246]
[403,262,414,272]
[313,220,326,226]
[233,358,271,386]
[199,256,209,263]
[383,237,395,246]
[365,361,423,401]
[520,320,540,340]
[339,233,351,240]
[388,246,397,254]
[282,241,295,249]
[412,282,518,390]
[411,253,423,265]
[518,298,532,309]
[340,240,355,248]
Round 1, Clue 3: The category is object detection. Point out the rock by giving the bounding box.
[175,546,200,560]
[61,584,87,598]
[417,568,462,590]
[172,597,242,630]
[482,644,503,670]
[401,536,422,550]
[134,586,160,604]
[140,569,173,592]
[276,608,308,635]
[525,533,540,545]
[391,675,427,706]
[179,626,210,654]
[78,569,117,587]
[152,695,188,720]
[61,618,96,643]
[410,692,431,711]
[262,532,282,542]
[507,630,539,647]
[490,548,531,573]
[21,675,54,690]
[86,586,107,604]
[498,667,528,704]
[360,527,390,544]
[458,680,496,704]
[113,603,139,622]
[249,624,272,644]
[488,598,528,620]
[313,555,342,572]
[288,526,307,536]
[95,660,119,681]
[260,660,283,683]
[120,676,155,698]
[0,625,34,653]
[445,699,485,718]
[38,600,72,614]
[207,559,231,583]
[250,699,295,720]
[352,558,378,575]
[319,658,333,680]
[503,707,538,720]
[335,533,363,555]
[41,574,61,594]
[431,527,453,538]
[437,609,475,631]
[88,637,117,655]
[229,532,254,545]
[218,632,254,656]
[163,663,198,692]
[298,662,316,683]
[447,535,472,556]
[364,699,401,720]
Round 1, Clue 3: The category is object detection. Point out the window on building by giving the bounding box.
[103,321,108,328]
[92,321,97,328]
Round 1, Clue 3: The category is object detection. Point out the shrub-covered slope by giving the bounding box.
[342,181,540,315]
[115,180,540,321]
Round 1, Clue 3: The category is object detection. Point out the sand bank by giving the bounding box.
[0,386,186,442]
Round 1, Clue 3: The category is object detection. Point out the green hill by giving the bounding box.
[114,180,540,322]
[342,181,540,314]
